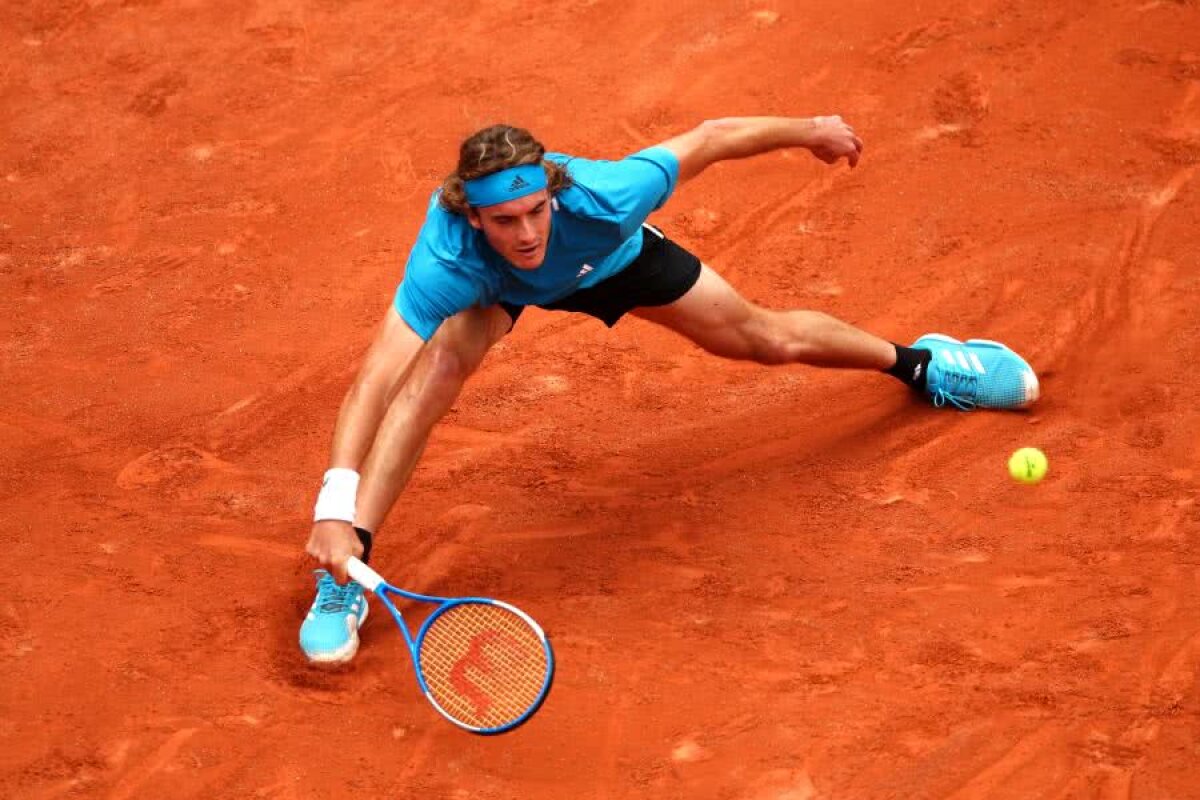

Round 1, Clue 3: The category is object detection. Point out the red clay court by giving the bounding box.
[2,1,1199,798]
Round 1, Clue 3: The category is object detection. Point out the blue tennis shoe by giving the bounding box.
[300,570,369,664]
[914,334,1039,410]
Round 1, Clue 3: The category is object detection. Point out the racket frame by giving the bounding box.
[347,557,554,734]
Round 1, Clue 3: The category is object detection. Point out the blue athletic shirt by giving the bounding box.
[394,146,681,341]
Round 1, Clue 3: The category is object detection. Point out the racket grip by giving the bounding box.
[346,556,385,592]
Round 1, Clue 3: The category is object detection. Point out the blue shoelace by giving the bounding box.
[931,370,978,411]
[315,573,360,614]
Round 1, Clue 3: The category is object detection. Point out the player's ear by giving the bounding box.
[466,208,483,230]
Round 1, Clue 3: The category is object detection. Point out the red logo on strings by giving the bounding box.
[448,629,525,718]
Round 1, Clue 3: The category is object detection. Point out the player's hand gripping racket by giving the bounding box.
[345,556,554,734]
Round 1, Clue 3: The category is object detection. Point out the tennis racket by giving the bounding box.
[345,556,554,734]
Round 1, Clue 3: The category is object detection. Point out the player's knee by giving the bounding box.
[743,310,794,365]
[750,336,793,365]
[424,343,476,391]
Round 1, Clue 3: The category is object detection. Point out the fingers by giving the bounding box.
[330,557,350,585]
[334,538,365,584]
[306,521,363,584]
[317,545,352,584]
[305,537,322,564]
[811,115,864,169]
[843,124,863,168]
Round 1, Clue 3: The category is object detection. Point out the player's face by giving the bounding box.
[469,190,552,270]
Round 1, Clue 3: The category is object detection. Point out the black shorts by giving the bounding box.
[500,225,702,328]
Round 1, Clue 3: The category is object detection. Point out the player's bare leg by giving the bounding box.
[632,264,896,368]
[633,264,1038,408]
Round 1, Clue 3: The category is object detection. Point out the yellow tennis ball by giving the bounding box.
[1008,447,1048,484]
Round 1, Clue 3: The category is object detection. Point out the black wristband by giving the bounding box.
[353,526,374,564]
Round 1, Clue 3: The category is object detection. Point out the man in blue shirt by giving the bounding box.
[299,117,1040,664]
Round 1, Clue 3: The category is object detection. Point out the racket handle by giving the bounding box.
[346,556,385,592]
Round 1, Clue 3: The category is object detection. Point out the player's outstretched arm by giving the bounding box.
[659,116,863,183]
[306,307,425,582]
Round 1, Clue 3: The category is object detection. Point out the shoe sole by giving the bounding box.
[303,602,369,666]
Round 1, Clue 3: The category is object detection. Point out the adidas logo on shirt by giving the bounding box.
[576,264,594,279]
[508,175,529,192]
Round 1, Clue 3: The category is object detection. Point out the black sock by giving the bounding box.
[886,344,932,391]
[354,526,374,564]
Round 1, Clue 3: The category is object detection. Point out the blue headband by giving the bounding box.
[464,164,548,208]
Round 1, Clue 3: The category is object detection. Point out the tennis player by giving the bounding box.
[300,116,1039,663]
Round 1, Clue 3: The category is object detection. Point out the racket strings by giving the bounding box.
[418,603,548,728]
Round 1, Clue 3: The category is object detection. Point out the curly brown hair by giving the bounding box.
[438,124,572,216]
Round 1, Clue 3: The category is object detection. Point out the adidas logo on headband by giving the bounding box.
[464,165,546,207]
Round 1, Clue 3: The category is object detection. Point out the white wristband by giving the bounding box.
[313,468,359,523]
